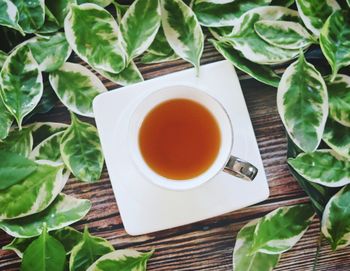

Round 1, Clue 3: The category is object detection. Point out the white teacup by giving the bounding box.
[129,85,258,191]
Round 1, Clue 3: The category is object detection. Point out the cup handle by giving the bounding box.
[223,156,258,181]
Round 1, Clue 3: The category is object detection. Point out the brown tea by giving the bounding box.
[139,98,221,180]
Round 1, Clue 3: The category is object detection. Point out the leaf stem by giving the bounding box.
[312,232,323,271]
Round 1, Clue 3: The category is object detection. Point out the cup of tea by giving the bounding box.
[129,85,258,190]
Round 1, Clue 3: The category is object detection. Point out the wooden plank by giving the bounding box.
[1,41,350,271]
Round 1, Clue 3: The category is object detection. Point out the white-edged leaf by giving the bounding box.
[224,6,300,65]
[211,39,280,87]
[28,32,72,72]
[113,2,129,24]
[0,49,7,67]
[322,185,350,250]
[141,51,179,64]
[254,20,314,49]
[60,113,104,182]
[87,249,154,271]
[277,51,328,152]
[0,0,24,34]
[64,3,126,74]
[326,74,350,127]
[0,160,69,219]
[296,0,340,37]
[46,0,77,27]
[120,0,161,60]
[2,237,34,258]
[49,62,107,117]
[0,97,13,140]
[233,219,281,271]
[288,150,350,187]
[77,0,111,7]
[323,117,350,159]
[30,131,64,162]
[12,0,45,33]
[320,10,350,81]
[250,204,315,254]
[29,122,68,147]
[192,0,271,27]
[69,227,114,271]
[161,0,204,73]
[36,6,60,34]
[0,127,33,157]
[0,44,43,129]
[0,193,91,238]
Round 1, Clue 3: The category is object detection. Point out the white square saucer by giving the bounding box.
[93,60,269,235]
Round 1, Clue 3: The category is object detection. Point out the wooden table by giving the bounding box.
[1,42,350,271]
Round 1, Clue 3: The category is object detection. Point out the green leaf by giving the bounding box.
[64,3,126,74]
[0,150,37,190]
[0,44,43,128]
[270,0,294,6]
[320,10,350,80]
[95,61,143,86]
[224,6,300,65]
[233,219,281,271]
[49,62,107,117]
[69,228,114,271]
[145,26,175,56]
[2,237,34,258]
[296,0,340,36]
[277,51,328,152]
[60,113,104,182]
[51,227,83,255]
[28,32,72,72]
[0,97,13,140]
[192,0,271,27]
[120,0,161,60]
[0,127,33,157]
[254,20,314,50]
[140,51,179,64]
[326,74,350,127]
[87,249,154,271]
[0,160,69,219]
[288,150,350,187]
[322,184,350,250]
[77,0,111,7]
[12,0,45,33]
[323,117,350,159]
[36,6,60,34]
[0,0,24,34]
[0,49,7,66]
[46,0,76,27]
[30,122,68,148]
[211,40,280,87]
[0,193,91,238]
[250,204,315,254]
[113,1,129,24]
[161,0,204,73]
[30,131,64,162]
[21,227,66,271]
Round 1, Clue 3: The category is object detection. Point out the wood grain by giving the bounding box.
[1,41,350,271]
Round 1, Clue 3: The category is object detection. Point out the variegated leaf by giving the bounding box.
[288,150,350,187]
[250,204,315,254]
[77,0,111,7]
[0,194,91,238]
[0,127,33,157]
[145,26,176,57]
[224,6,300,65]
[46,0,77,26]
[208,26,232,39]
[60,113,104,182]
[64,3,126,74]
[254,20,314,50]
[87,249,154,271]
[36,6,60,34]
[320,11,350,81]
[192,0,271,27]
[0,49,7,66]
[277,51,328,152]
[0,0,24,34]
[120,0,161,60]
[141,51,179,64]
[233,219,281,271]
[0,98,13,140]
[2,237,34,258]
[322,185,350,250]
[96,61,143,86]
[296,0,340,37]
[326,74,350,127]
[113,2,129,24]
[0,44,43,129]
[30,131,64,162]
[49,62,107,117]
[211,40,280,87]
[12,0,45,33]
[28,32,72,72]
[161,0,204,73]
[0,160,69,219]
[30,122,68,147]
[69,227,114,271]
[323,117,350,159]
